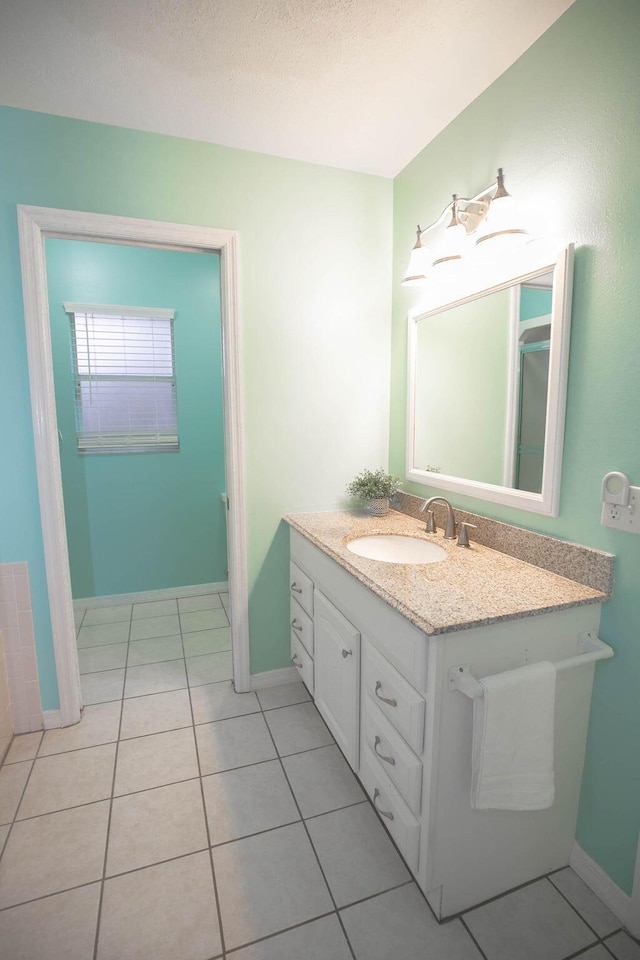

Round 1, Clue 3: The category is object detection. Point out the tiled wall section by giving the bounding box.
[0,630,11,763]
[0,562,43,735]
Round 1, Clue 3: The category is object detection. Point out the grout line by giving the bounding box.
[547,874,623,941]
[223,908,339,956]
[257,696,358,960]
[0,753,40,872]
[90,602,132,960]
[459,915,492,960]
[180,604,228,959]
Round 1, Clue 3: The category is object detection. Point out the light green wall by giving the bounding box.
[46,239,226,598]
[0,105,392,709]
[391,0,640,894]
[413,288,510,483]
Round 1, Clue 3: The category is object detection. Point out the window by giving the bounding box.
[64,303,179,454]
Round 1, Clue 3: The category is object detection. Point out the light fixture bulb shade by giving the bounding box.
[475,191,529,259]
[402,240,431,286]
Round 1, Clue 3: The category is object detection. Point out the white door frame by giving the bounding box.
[17,205,250,726]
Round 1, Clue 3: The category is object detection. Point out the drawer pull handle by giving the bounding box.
[375,681,397,707]
[374,736,396,766]
[342,648,352,659]
[291,619,303,631]
[290,582,303,594]
[291,654,303,668]
[373,788,394,821]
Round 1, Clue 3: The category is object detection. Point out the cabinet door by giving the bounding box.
[314,589,361,770]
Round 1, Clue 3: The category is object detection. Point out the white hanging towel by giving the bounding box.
[471,660,556,811]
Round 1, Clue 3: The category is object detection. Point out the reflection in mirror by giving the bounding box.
[407,244,574,517]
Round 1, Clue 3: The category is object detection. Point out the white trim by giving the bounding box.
[63,302,175,320]
[43,709,63,730]
[406,244,574,518]
[74,582,228,609]
[570,841,637,935]
[17,205,250,722]
[631,832,640,937]
[249,666,299,690]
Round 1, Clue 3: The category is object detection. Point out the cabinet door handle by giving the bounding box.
[373,788,394,821]
[374,736,396,766]
[290,582,303,594]
[342,648,352,659]
[291,654,302,668]
[291,619,303,631]
[375,681,397,707]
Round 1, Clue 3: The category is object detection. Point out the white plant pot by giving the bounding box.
[368,497,390,516]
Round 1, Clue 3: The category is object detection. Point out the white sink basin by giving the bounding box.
[346,534,447,565]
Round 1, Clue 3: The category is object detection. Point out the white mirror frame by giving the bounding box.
[406,242,574,517]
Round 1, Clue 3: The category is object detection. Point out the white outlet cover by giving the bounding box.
[601,486,640,534]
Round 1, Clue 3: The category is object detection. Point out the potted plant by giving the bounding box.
[346,468,401,516]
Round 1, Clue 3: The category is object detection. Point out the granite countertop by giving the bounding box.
[285,509,607,636]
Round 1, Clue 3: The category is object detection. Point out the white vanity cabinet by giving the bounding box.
[289,527,604,918]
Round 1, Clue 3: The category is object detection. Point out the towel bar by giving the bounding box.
[448,632,614,699]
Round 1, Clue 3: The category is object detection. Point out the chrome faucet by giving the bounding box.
[419,496,457,540]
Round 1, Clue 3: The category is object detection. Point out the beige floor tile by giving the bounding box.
[0,761,32,825]
[83,605,132,626]
[186,650,233,686]
[256,680,311,711]
[178,594,222,613]
[549,867,621,936]
[124,660,187,698]
[106,779,207,876]
[264,701,333,756]
[4,731,42,764]
[190,681,259,725]
[342,883,482,960]
[120,688,193,740]
[306,802,409,907]
[182,626,231,657]
[195,713,276,775]
[97,852,221,960]
[79,642,128,674]
[282,744,365,818]
[231,915,352,960]
[81,669,125,705]
[0,824,9,853]
[0,801,110,908]
[39,702,122,756]
[127,634,183,666]
[604,932,640,960]
[129,615,180,642]
[17,743,116,819]
[0,882,101,960]
[202,760,299,845]
[132,599,178,619]
[77,621,130,648]
[212,823,332,950]
[180,608,228,633]
[114,727,199,795]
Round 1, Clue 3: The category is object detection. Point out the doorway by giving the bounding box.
[17,206,249,726]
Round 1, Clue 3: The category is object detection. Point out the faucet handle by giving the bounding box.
[424,509,437,534]
[456,522,477,548]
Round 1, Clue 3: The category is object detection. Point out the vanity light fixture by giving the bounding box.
[401,168,528,286]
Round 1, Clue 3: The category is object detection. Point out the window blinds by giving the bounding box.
[67,307,179,454]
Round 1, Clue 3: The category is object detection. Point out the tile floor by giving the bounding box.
[0,591,639,959]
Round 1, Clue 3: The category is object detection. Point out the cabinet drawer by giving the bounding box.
[290,598,314,656]
[362,695,423,815]
[363,642,425,755]
[289,561,313,618]
[291,632,314,695]
[360,744,420,873]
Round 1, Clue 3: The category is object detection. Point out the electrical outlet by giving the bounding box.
[601,486,640,533]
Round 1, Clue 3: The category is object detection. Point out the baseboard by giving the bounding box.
[570,841,636,934]
[75,582,228,609]
[43,709,63,729]
[250,666,299,690]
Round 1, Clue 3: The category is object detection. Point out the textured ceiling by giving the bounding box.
[0,0,575,176]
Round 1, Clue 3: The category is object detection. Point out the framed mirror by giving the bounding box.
[406,243,574,516]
